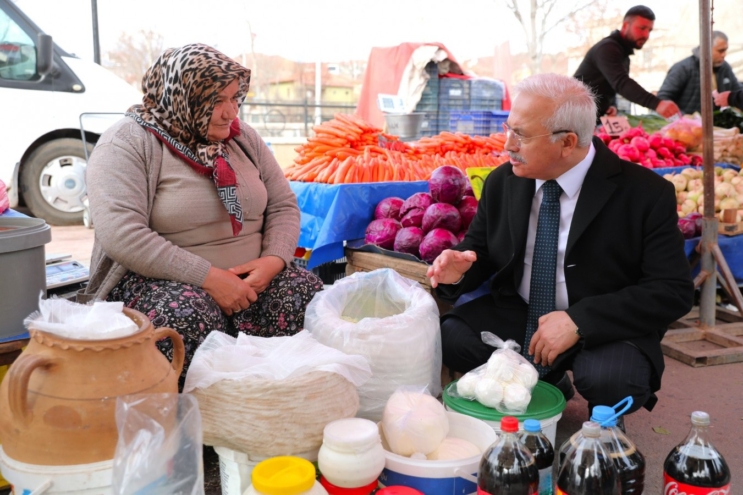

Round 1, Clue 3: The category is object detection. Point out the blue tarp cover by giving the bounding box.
[290,181,429,268]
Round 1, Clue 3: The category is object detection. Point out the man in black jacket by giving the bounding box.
[658,31,741,115]
[429,73,694,415]
[714,89,743,110]
[574,5,680,119]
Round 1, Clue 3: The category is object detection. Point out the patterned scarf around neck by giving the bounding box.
[126,43,252,236]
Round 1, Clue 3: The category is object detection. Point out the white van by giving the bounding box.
[0,0,140,224]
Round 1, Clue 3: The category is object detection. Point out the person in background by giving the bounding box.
[428,73,694,418]
[574,5,681,119]
[658,31,741,115]
[713,88,743,111]
[82,44,323,384]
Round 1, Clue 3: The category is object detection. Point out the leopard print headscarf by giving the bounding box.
[127,43,251,235]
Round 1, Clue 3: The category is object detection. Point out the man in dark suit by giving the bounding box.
[428,73,694,415]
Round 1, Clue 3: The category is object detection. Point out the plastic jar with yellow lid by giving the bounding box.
[244,456,328,495]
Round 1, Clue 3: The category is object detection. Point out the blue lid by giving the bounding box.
[591,405,617,427]
[523,419,541,432]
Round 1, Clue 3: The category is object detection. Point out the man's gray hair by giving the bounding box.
[514,73,597,148]
[712,31,728,43]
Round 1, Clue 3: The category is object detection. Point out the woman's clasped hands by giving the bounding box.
[203,256,286,315]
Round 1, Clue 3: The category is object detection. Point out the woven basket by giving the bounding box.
[194,371,359,457]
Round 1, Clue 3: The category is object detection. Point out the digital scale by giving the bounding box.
[45,254,89,290]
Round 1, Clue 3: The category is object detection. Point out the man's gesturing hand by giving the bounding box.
[528,311,580,366]
[427,249,477,288]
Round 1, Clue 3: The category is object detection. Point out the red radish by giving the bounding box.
[662,137,675,149]
[679,154,691,165]
[653,158,667,168]
[597,132,612,145]
[631,137,650,152]
[664,158,675,167]
[657,147,673,159]
[649,134,664,149]
[618,144,640,162]
[674,145,686,155]
[641,159,654,168]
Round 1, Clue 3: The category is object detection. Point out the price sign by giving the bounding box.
[600,116,631,136]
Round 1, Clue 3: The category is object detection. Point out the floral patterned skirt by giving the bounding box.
[107,264,324,382]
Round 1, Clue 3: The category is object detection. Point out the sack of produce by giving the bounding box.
[183,331,371,457]
[661,115,703,151]
[304,268,442,421]
[448,332,538,415]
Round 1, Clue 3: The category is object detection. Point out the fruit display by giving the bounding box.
[365,166,475,263]
[665,167,743,238]
[597,126,702,168]
[285,114,510,183]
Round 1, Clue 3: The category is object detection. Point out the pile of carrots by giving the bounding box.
[283,114,510,184]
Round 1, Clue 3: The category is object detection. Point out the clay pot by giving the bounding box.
[0,308,184,465]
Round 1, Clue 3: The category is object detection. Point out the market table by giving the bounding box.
[290,181,429,269]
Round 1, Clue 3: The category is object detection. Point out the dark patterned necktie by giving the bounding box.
[524,180,562,377]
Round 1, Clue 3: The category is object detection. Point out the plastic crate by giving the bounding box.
[294,257,347,285]
[439,78,470,111]
[415,93,438,113]
[419,112,438,136]
[469,97,503,112]
[448,111,495,136]
[471,79,504,100]
[489,110,510,134]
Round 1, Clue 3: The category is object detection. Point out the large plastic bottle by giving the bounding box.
[556,421,620,495]
[518,419,554,495]
[663,411,731,494]
[478,416,539,495]
[589,403,645,494]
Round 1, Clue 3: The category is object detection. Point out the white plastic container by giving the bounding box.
[318,418,385,488]
[215,447,318,495]
[0,447,112,494]
[378,411,497,494]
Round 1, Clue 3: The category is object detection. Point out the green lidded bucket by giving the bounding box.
[443,380,566,446]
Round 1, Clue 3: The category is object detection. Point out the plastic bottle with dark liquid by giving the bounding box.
[556,421,620,495]
[663,411,731,494]
[518,419,554,495]
[478,416,539,495]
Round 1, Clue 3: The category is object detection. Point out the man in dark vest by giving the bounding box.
[574,5,680,120]
[429,73,694,416]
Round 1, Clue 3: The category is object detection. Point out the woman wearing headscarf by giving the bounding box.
[82,44,323,379]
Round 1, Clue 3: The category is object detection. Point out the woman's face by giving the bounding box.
[207,78,240,141]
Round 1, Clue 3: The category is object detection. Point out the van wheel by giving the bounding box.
[21,138,94,226]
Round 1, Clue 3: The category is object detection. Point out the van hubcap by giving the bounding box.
[39,155,87,213]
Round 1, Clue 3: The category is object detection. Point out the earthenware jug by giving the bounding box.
[0,308,184,465]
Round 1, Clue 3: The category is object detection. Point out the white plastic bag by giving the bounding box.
[304,268,442,421]
[448,332,538,415]
[112,393,203,495]
[183,330,371,457]
[381,387,449,457]
[24,293,138,339]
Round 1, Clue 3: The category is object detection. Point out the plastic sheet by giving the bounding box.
[183,331,370,457]
[304,269,442,421]
[112,393,204,495]
[290,181,429,268]
[24,294,138,339]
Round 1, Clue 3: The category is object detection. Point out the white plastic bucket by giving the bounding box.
[0,447,112,494]
[377,411,496,494]
[444,405,562,448]
[214,446,319,495]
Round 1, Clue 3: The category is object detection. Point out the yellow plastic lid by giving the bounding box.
[251,456,316,495]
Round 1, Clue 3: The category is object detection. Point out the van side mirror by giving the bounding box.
[36,33,53,77]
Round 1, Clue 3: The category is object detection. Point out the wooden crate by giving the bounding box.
[663,306,743,367]
[344,249,453,316]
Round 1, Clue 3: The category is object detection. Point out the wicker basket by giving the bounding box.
[194,371,359,457]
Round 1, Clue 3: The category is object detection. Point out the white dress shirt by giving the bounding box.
[518,143,596,309]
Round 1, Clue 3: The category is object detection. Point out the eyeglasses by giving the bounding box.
[502,123,573,147]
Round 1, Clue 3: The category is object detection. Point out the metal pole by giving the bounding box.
[699,0,717,328]
[91,0,101,65]
[314,61,322,126]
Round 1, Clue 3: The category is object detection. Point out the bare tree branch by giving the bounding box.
[543,0,597,36]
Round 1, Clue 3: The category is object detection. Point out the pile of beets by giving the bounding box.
[597,126,703,168]
[365,166,477,263]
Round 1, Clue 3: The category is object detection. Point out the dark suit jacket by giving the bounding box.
[437,137,694,391]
